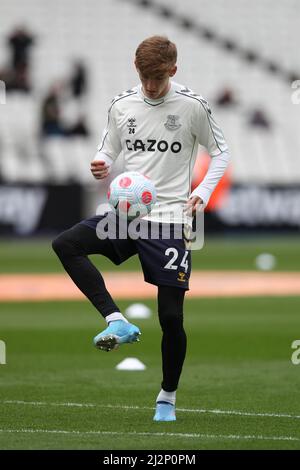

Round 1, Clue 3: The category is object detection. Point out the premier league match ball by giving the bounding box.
[107,171,157,219]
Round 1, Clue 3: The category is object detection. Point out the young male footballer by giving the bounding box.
[53,36,230,421]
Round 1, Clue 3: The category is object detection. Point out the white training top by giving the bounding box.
[94,81,229,224]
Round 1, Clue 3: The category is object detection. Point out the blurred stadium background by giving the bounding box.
[0,0,300,451]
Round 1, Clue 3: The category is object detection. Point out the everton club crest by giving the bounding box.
[164,115,181,131]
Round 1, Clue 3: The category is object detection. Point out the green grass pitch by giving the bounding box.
[1,296,300,450]
[0,235,299,272]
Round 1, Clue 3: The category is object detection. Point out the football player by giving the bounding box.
[53,36,230,421]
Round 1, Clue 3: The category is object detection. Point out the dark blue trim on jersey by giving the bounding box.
[175,90,223,153]
[109,91,137,112]
[143,98,165,106]
[98,91,137,152]
[98,125,109,152]
[188,136,197,198]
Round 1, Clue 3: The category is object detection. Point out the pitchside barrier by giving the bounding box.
[207,184,300,233]
[0,183,299,236]
[0,183,82,236]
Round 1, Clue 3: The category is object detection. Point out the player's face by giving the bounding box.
[136,65,177,100]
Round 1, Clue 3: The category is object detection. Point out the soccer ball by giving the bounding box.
[107,171,157,219]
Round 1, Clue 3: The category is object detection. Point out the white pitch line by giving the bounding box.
[0,428,300,442]
[2,400,300,420]
[178,407,300,420]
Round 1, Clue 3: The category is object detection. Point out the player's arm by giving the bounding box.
[186,99,230,214]
[90,155,112,180]
[91,105,121,180]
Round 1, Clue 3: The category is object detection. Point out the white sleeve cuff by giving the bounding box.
[191,186,212,207]
[93,151,114,166]
[190,150,230,206]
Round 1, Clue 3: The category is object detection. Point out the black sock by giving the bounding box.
[157,286,186,392]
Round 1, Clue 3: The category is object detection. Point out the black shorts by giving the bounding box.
[80,213,192,290]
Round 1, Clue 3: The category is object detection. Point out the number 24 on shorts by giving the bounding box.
[164,248,189,273]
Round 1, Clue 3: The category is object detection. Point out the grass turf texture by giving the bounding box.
[1,297,300,450]
[0,235,299,272]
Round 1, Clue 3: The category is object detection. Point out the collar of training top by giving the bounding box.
[139,82,174,106]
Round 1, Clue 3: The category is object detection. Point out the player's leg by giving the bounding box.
[52,217,140,351]
[158,285,186,392]
[135,221,191,420]
[153,285,186,422]
[52,222,119,317]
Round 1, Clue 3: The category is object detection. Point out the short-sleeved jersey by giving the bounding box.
[97,81,228,223]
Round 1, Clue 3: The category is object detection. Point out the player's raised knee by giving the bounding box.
[52,231,71,257]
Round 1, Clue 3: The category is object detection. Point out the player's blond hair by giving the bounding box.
[135,36,177,78]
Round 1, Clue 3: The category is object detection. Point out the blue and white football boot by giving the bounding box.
[93,320,141,352]
[153,401,176,422]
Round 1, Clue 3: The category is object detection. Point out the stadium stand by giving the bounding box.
[0,0,299,184]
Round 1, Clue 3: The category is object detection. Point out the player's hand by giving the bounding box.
[90,160,110,179]
[184,196,204,216]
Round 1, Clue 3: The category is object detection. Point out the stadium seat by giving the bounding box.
[0,0,299,185]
